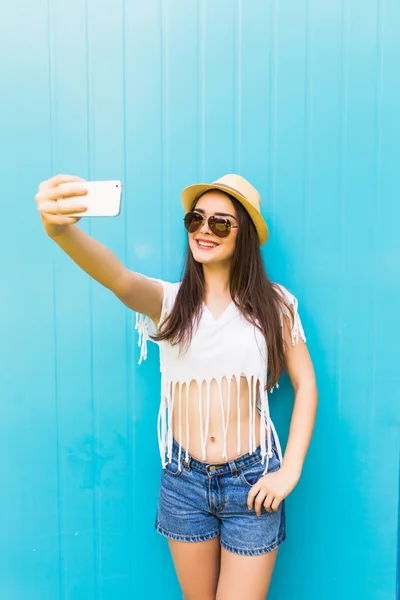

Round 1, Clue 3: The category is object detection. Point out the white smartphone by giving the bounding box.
[60,180,122,217]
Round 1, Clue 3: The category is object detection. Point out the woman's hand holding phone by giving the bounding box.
[35,175,122,238]
[35,174,89,238]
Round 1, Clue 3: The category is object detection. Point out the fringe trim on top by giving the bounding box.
[135,312,149,364]
[155,375,283,474]
[281,294,307,346]
[134,306,302,473]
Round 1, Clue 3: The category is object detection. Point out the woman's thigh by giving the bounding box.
[168,537,221,600]
[216,546,279,600]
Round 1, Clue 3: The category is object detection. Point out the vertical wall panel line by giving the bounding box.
[337,0,349,417]
[369,0,384,441]
[51,268,63,600]
[122,0,128,272]
[121,0,134,595]
[46,0,63,595]
[161,0,168,274]
[198,0,205,181]
[302,0,311,261]
[84,0,100,594]
[234,0,242,174]
[268,0,278,228]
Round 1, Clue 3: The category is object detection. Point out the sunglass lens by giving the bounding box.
[184,212,203,233]
[209,216,230,238]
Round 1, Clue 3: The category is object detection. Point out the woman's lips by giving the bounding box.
[195,238,220,250]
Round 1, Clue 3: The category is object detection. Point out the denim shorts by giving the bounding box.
[155,434,286,556]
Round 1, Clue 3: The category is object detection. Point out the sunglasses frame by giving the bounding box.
[183,211,238,238]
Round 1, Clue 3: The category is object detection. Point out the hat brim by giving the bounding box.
[181,183,269,245]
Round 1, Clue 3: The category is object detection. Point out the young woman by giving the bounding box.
[36,173,317,600]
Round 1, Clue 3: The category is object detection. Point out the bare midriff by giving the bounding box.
[170,375,268,463]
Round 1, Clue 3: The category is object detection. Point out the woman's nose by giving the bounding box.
[199,217,212,235]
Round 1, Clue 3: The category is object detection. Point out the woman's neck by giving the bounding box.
[202,261,231,297]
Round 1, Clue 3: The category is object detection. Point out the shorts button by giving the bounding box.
[209,465,216,473]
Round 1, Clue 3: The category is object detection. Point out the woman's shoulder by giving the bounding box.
[271,281,297,304]
[157,278,182,296]
[271,281,306,344]
[271,281,302,318]
[147,276,181,292]
[146,277,182,314]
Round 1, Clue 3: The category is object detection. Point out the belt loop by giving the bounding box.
[229,460,238,478]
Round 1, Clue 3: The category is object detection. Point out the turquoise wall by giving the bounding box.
[0,1,399,598]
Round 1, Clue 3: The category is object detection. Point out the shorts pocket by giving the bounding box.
[240,446,281,488]
[240,459,265,487]
[163,453,184,478]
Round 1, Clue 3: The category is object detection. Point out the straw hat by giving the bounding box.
[181,174,269,245]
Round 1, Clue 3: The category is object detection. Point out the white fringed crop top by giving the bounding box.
[135,278,306,474]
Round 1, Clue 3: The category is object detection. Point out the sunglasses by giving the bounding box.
[183,211,238,238]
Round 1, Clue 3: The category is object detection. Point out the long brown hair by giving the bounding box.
[154,193,293,390]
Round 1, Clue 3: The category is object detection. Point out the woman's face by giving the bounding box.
[187,190,239,265]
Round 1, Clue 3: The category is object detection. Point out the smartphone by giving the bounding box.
[60,180,122,217]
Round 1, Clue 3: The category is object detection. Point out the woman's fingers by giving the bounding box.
[41,213,82,226]
[248,480,283,515]
[36,175,87,237]
[263,492,276,513]
[38,174,85,192]
[253,489,267,516]
[251,489,279,516]
[36,183,87,203]
[270,496,281,512]
[35,181,88,220]
[37,198,88,216]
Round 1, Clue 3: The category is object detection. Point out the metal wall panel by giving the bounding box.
[0,1,399,598]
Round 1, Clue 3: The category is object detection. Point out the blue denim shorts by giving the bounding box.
[155,434,286,556]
